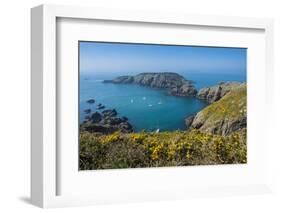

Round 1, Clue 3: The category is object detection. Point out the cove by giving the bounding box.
[80,77,208,132]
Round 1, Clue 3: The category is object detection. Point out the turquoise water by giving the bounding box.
[80,72,246,132]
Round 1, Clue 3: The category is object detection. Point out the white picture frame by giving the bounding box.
[31,4,274,208]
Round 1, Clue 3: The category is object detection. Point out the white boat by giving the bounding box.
[130,99,134,103]
[155,129,160,133]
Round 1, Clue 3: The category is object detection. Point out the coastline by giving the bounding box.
[79,72,247,169]
[80,72,246,134]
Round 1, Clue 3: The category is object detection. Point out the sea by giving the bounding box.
[80,71,246,132]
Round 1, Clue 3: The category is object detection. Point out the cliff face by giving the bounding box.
[189,84,246,136]
[104,72,197,96]
[133,72,186,88]
[197,82,243,103]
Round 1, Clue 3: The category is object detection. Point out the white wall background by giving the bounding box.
[0,0,280,212]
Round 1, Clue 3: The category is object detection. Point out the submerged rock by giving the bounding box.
[83,108,91,114]
[97,104,105,110]
[86,99,95,104]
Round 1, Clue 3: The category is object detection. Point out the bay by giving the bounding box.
[79,71,246,132]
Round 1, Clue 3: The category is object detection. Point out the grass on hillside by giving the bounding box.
[199,84,246,120]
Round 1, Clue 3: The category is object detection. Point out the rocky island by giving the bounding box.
[104,72,197,96]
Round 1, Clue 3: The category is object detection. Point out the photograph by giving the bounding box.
[79,41,247,170]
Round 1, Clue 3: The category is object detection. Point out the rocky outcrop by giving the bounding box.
[97,103,105,110]
[104,75,134,84]
[197,82,243,103]
[185,115,195,129]
[188,84,246,136]
[90,112,102,123]
[102,109,117,117]
[81,109,133,134]
[86,99,95,104]
[170,83,197,96]
[103,72,197,97]
[83,108,91,114]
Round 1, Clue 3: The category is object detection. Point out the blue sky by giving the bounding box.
[79,41,246,75]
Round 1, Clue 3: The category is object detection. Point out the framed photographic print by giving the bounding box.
[31,4,274,208]
[78,41,247,170]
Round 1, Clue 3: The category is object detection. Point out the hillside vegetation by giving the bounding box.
[80,129,246,170]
